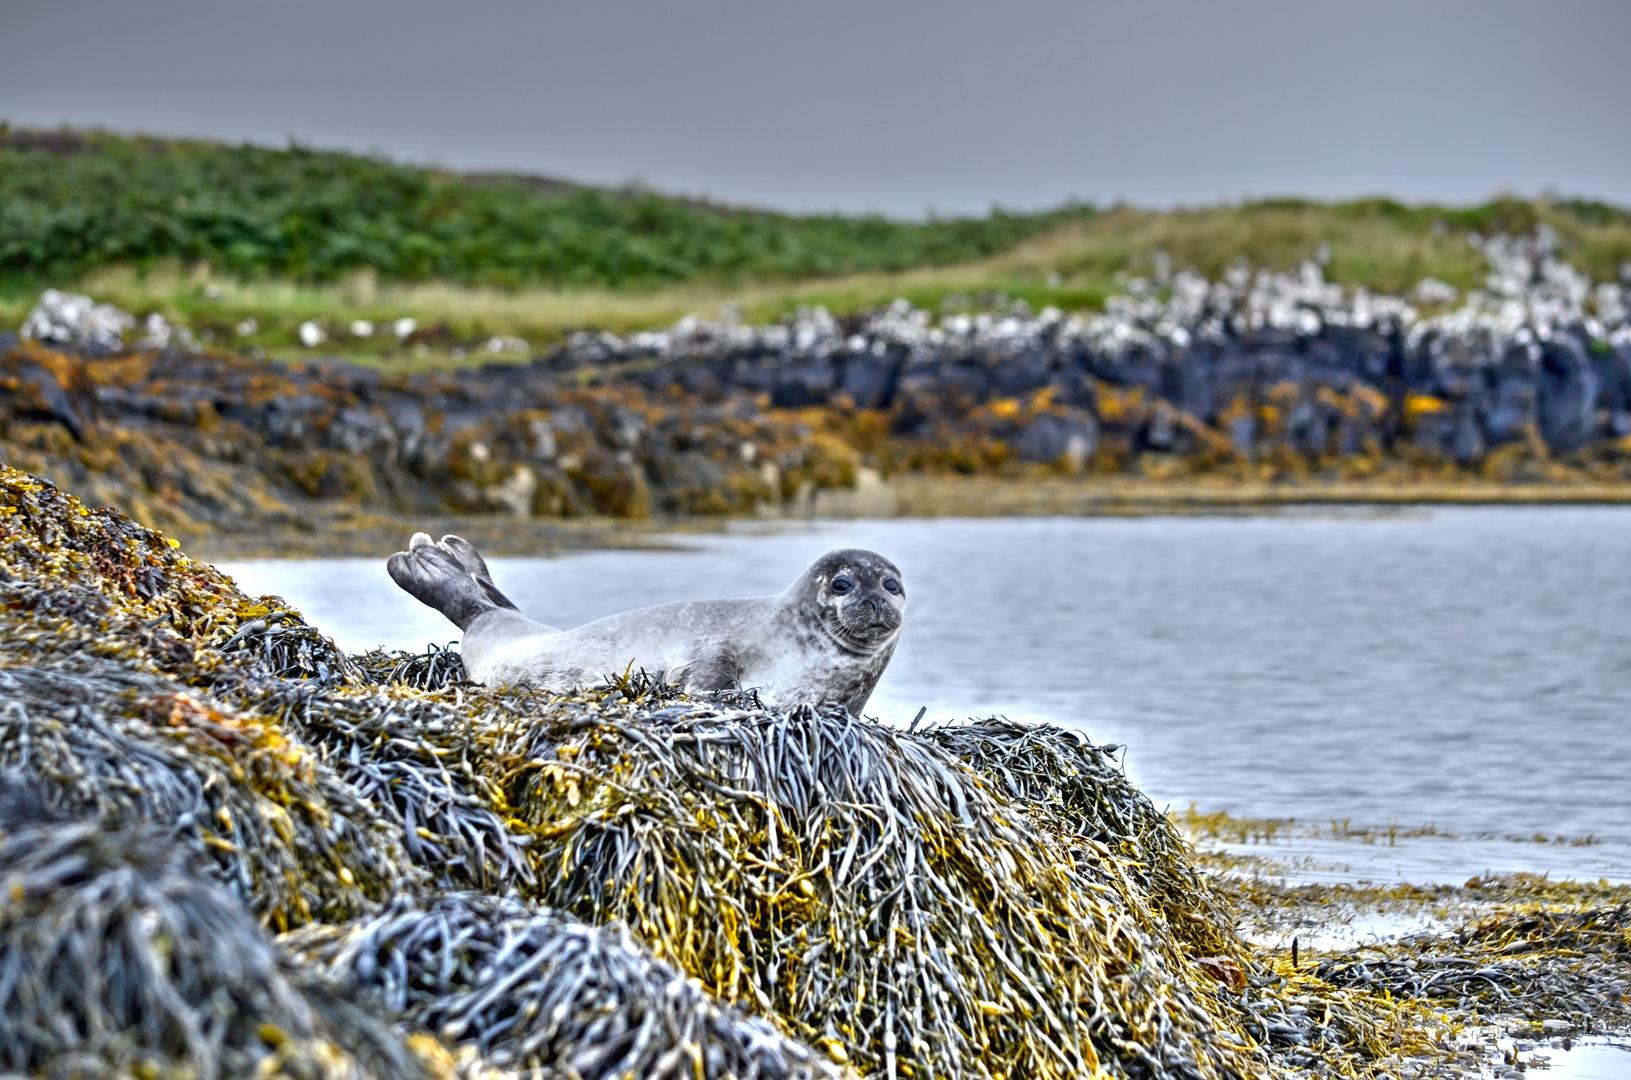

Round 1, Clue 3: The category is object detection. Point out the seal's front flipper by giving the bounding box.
[437,534,520,611]
[388,539,502,631]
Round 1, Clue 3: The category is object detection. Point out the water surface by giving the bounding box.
[223,506,1631,875]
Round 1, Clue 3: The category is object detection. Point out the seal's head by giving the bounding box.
[793,548,906,653]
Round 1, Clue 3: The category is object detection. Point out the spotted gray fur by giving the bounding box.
[387,535,904,715]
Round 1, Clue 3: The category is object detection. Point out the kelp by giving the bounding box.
[216,603,359,684]
[1317,904,1631,1024]
[0,785,430,1080]
[921,718,1240,959]
[263,682,534,894]
[289,892,842,1079]
[501,703,1250,1080]
[1195,861,1631,1073]
[350,641,468,690]
[0,656,405,929]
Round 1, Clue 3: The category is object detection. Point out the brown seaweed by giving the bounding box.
[0,786,430,1080]
[0,658,406,928]
[290,892,843,1079]
[501,702,1251,1080]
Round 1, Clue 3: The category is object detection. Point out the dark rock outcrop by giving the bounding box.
[543,230,1631,473]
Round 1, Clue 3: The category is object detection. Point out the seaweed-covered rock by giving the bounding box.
[291,893,842,1079]
[8,230,1631,547]
[268,681,536,894]
[0,469,413,928]
[0,462,1275,1080]
[923,718,1238,958]
[0,787,430,1080]
[0,660,404,928]
[563,232,1631,474]
[503,704,1249,1080]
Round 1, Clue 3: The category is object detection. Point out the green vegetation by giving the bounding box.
[0,127,1080,288]
[3,128,1630,364]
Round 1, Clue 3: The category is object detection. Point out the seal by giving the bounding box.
[386,534,905,714]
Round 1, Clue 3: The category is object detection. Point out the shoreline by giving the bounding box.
[175,473,1631,560]
[887,474,1631,516]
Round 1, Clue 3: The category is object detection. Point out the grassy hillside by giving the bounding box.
[0,127,1080,288]
[2,128,1629,362]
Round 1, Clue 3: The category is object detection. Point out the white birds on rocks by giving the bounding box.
[545,229,1631,460]
[19,290,134,354]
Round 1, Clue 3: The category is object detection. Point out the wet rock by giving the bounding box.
[1016,411,1098,467]
[484,462,537,517]
[0,347,98,440]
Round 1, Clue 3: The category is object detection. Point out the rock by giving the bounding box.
[485,463,538,517]
[1017,412,1099,467]
[8,229,1631,539]
[811,466,896,518]
[20,290,134,354]
[532,228,1629,468]
[0,347,97,440]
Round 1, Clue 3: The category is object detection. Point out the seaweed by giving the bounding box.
[351,642,468,690]
[921,718,1240,958]
[1198,861,1631,1072]
[0,785,430,1080]
[0,658,406,929]
[263,681,535,893]
[216,604,359,684]
[1317,905,1631,1024]
[289,892,843,1079]
[502,703,1250,1080]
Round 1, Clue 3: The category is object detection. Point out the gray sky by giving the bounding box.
[3,0,1628,216]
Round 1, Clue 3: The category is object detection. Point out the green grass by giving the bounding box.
[3,128,1630,366]
[0,127,1083,289]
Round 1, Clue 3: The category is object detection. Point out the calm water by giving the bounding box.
[223,507,1631,868]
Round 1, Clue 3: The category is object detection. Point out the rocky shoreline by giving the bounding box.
[548,230,1631,466]
[3,228,1629,549]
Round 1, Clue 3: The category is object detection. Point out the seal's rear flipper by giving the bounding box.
[388,535,510,631]
[437,534,520,611]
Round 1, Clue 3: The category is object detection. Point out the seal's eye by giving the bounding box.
[830,576,855,595]
[883,578,901,595]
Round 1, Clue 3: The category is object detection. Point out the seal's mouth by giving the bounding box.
[828,600,902,650]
